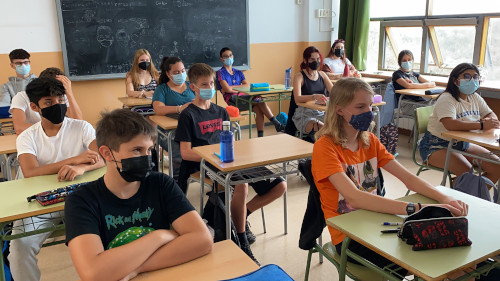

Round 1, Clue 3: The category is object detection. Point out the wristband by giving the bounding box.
[480,121,484,130]
[177,105,181,113]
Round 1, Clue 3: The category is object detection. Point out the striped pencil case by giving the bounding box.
[250,83,270,92]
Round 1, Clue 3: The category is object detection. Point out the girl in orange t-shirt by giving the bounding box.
[311,77,468,275]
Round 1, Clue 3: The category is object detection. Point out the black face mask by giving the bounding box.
[138,61,150,70]
[112,154,155,182]
[334,49,344,58]
[308,61,320,70]
[41,103,67,124]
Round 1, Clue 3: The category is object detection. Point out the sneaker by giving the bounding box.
[274,122,285,133]
[241,243,260,266]
[245,221,256,245]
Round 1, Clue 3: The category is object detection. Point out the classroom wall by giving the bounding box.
[0,0,337,125]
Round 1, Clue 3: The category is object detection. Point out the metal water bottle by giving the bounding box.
[220,121,234,163]
[285,67,292,89]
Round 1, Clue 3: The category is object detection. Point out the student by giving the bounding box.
[65,109,213,281]
[393,50,436,100]
[175,63,287,265]
[125,49,160,98]
[216,47,284,136]
[322,39,361,79]
[10,67,83,134]
[152,56,194,181]
[9,77,104,281]
[292,46,333,137]
[311,77,469,278]
[0,49,37,107]
[419,63,500,185]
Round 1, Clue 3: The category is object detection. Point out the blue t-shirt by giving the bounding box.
[152,82,195,106]
[216,67,246,103]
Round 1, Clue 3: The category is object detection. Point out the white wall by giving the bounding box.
[0,0,336,55]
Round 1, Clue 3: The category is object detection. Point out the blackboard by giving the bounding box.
[55,0,249,81]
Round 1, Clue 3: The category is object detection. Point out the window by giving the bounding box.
[483,17,500,81]
[370,0,426,18]
[383,26,423,70]
[366,21,380,71]
[431,0,500,16]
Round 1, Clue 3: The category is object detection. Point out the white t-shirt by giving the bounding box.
[17,118,95,168]
[323,57,352,74]
[427,92,492,140]
[9,91,70,124]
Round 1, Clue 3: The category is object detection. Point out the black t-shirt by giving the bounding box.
[174,103,230,147]
[392,70,420,91]
[65,172,194,249]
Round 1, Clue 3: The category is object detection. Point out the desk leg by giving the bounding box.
[395,94,404,128]
[224,173,232,240]
[441,140,454,186]
[338,237,352,281]
[167,130,174,178]
[0,154,7,181]
[200,160,206,216]
[374,106,381,138]
[0,238,5,281]
[283,162,288,235]
[248,101,253,139]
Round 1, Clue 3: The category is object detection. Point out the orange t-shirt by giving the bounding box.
[311,133,394,245]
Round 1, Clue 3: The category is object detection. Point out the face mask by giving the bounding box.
[112,154,154,182]
[41,103,67,124]
[223,57,234,66]
[16,64,30,76]
[334,49,344,58]
[347,110,374,131]
[401,61,413,70]
[199,87,216,100]
[171,72,187,85]
[138,61,150,70]
[457,79,479,95]
[308,61,319,70]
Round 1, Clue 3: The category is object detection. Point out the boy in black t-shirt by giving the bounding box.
[175,63,287,265]
[65,109,213,281]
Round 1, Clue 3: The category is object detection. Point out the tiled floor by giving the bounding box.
[37,126,445,281]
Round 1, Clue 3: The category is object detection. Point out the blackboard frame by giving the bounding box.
[55,0,250,81]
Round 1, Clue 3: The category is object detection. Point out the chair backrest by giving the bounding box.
[414,106,435,135]
[284,90,298,136]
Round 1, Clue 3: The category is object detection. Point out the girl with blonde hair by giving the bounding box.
[125,49,160,98]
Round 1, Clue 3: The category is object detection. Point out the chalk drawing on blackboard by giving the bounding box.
[174,0,192,8]
[130,18,148,29]
[96,26,113,48]
[116,29,130,48]
[83,10,95,22]
[169,41,179,57]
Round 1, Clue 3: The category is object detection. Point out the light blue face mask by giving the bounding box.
[171,72,187,85]
[15,64,30,76]
[199,87,216,100]
[223,57,234,66]
[401,61,412,71]
[458,79,479,95]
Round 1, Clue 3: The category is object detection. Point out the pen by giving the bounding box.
[380,228,400,234]
[214,152,222,160]
[382,222,401,226]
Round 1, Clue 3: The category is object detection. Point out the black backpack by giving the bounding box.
[202,190,240,247]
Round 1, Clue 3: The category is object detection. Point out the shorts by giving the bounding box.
[292,106,325,134]
[418,131,470,163]
[227,94,262,112]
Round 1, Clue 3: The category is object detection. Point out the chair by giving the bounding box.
[411,106,453,189]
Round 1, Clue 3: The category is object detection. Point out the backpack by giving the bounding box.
[2,228,12,281]
[202,190,240,247]
[380,123,399,155]
[454,164,498,203]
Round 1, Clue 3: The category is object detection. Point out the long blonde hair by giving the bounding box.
[126,49,160,90]
[315,78,374,147]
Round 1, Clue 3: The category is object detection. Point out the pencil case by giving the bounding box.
[397,206,471,251]
[250,83,270,92]
[425,89,444,95]
[26,183,86,206]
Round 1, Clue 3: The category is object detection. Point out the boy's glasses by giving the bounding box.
[14,60,30,66]
[221,54,233,59]
[462,73,480,81]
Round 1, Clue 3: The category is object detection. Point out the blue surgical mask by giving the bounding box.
[199,87,216,100]
[16,64,30,76]
[348,111,374,131]
[224,57,234,66]
[401,61,412,70]
[457,79,479,95]
[171,72,187,85]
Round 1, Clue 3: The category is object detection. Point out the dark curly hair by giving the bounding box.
[26,77,65,106]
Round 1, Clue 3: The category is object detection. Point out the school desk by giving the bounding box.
[393,87,444,128]
[0,134,17,181]
[149,115,178,177]
[331,77,386,85]
[118,97,154,115]
[193,134,313,239]
[328,186,500,281]
[440,129,500,186]
[132,240,258,281]
[295,100,386,138]
[0,167,105,281]
[232,84,293,138]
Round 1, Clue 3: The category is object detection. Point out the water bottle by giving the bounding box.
[220,121,234,163]
[285,67,292,89]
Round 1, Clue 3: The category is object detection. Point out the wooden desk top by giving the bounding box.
[133,240,259,281]
[0,118,13,123]
[331,77,386,84]
[0,134,17,154]
[193,134,313,172]
[118,97,153,107]
[0,168,105,223]
[149,115,178,130]
[233,84,293,96]
[394,86,445,98]
[441,129,500,150]
[327,186,500,281]
[296,100,386,112]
